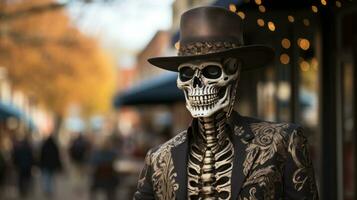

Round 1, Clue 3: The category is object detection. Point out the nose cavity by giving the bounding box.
[193,76,202,88]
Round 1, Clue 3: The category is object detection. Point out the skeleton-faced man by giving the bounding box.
[134,6,318,200]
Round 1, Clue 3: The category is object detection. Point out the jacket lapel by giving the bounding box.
[171,124,192,200]
[229,112,258,200]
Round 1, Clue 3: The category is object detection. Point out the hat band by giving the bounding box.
[178,41,240,56]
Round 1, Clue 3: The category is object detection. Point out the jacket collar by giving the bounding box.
[170,111,256,200]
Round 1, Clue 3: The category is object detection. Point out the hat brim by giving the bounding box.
[148,45,275,72]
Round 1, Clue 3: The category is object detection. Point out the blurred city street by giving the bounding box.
[2,164,91,200]
[2,148,143,200]
[0,0,356,200]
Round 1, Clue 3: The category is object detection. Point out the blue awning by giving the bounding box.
[0,102,36,130]
[114,72,184,108]
[0,102,22,119]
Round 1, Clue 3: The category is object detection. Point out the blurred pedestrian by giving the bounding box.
[69,133,90,167]
[69,133,91,194]
[11,135,34,197]
[89,138,118,200]
[39,135,62,197]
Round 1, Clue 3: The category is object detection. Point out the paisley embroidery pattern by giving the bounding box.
[243,122,289,176]
[237,122,318,200]
[288,128,318,199]
[243,165,281,199]
[150,131,187,200]
[289,129,308,190]
[239,187,257,200]
[234,125,245,137]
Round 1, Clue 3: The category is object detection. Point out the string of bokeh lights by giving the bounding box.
[226,0,347,72]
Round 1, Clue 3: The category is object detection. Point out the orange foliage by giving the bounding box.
[0,0,115,117]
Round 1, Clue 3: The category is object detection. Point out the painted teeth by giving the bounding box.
[187,86,220,108]
[189,95,218,107]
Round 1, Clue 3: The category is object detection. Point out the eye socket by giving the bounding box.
[179,66,195,81]
[223,58,239,75]
[202,64,222,79]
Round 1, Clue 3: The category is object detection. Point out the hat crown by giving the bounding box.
[179,6,244,46]
[147,6,274,72]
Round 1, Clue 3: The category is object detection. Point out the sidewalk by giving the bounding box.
[1,162,139,200]
[2,166,90,200]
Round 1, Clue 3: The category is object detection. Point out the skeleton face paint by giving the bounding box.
[177,58,241,118]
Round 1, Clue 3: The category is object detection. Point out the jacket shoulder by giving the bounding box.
[147,130,188,159]
[240,116,304,141]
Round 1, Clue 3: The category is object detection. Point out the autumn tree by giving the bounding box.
[0,0,115,132]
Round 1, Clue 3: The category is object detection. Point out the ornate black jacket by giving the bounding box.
[134,112,319,200]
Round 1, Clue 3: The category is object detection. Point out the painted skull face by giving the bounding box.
[177,58,241,118]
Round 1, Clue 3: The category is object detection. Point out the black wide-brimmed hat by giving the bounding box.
[148,6,275,72]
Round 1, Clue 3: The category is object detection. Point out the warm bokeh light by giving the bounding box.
[300,60,310,71]
[321,0,327,6]
[281,38,291,49]
[303,19,310,26]
[277,82,291,101]
[288,15,295,23]
[257,18,265,27]
[255,0,262,5]
[280,54,290,64]
[336,1,342,7]
[229,4,237,12]
[267,21,276,31]
[311,5,318,13]
[259,5,266,13]
[237,11,246,19]
[175,41,180,50]
[298,38,310,50]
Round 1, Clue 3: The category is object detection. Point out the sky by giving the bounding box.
[66,0,174,68]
